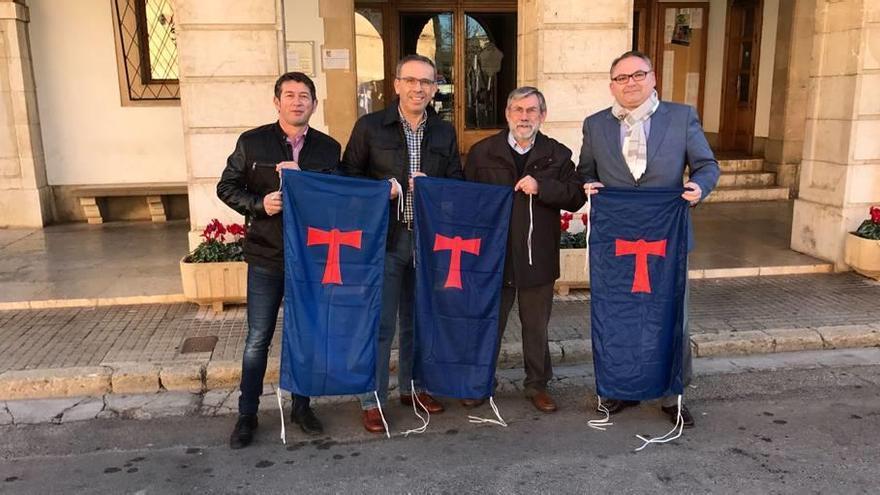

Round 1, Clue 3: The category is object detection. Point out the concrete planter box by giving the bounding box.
[180,258,247,311]
[555,248,590,295]
[845,233,880,280]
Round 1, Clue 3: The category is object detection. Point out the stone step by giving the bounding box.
[704,186,790,203]
[718,158,764,173]
[717,172,777,188]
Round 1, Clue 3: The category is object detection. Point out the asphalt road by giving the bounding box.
[1,350,879,494]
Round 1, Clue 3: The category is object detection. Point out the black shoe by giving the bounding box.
[661,404,695,429]
[229,414,258,449]
[602,399,640,415]
[291,407,324,436]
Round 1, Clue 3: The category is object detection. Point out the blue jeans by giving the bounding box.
[239,263,309,415]
[359,227,418,410]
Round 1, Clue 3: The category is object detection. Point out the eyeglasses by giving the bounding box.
[396,77,436,88]
[611,70,652,85]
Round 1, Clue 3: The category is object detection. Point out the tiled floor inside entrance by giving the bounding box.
[0,201,831,306]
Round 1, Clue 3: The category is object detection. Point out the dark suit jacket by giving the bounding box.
[576,101,720,250]
[465,131,586,288]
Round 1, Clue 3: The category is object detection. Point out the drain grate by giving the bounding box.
[179,336,219,354]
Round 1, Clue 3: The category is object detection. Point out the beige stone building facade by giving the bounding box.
[0,0,877,269]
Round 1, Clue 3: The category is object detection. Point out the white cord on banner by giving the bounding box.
[373,391,391,439]
[390,178,404,221]
[584,186,592,274]
[467,396,508,427]
[402,381,430,436]
[274,385,287,445]
[527,194,534,266]
[587,395,614,431]
[634,395,684,452]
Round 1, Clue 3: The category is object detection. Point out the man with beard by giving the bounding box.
[341,55,463,433]
[463,87,585,413]
[218,72,340,448]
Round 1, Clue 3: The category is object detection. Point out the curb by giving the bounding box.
[1,324,878,402]
[0,294,188,311]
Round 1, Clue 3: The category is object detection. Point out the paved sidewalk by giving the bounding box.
[0,273,878,401]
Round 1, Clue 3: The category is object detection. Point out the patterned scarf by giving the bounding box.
[612,90,660,181]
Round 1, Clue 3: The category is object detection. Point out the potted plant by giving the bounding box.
[180,219,248,311]
[556,212,590,295]
[845,206,880,280]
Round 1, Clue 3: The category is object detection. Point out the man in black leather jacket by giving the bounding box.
[217,72,340,449]
[341,55,462,433]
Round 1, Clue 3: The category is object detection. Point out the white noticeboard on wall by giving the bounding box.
[322,49,351,71]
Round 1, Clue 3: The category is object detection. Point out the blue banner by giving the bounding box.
[589,187,689,401]
[280,170,389,397]
[412,177,512,399]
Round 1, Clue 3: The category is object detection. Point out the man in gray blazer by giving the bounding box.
[577,50,720,428]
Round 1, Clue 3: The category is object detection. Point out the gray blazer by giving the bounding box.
[577,101,721,249]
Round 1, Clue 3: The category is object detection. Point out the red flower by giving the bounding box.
[560,219,570,232]
[201,218,228,242]
[871,206,880,224]
[561,212,573,221]
[581,213,589,225]
[227,223,247,237]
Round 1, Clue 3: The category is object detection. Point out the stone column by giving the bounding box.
[518,0,631,156]
[319,0,357,148]
[174,0,284,248]
[0,0,51,227]
[791,0,880,268]
[764,0,815,194]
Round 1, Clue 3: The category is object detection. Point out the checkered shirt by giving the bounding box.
[399,109,427,223]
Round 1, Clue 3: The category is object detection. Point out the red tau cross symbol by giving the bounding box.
[615,238,667,293]
[307,227,362,285]
[433,234,481,289]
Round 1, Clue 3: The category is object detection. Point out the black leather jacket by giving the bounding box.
[340,100,463,245]
[217,122,341,269]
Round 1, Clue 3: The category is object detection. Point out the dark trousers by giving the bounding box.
[359,226,417,409]
[497,282,556,395]
[238,263,310,416]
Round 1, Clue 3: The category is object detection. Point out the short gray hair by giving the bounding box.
[506,86,546,113]
[395,54,437,78]
[609,50,653,76]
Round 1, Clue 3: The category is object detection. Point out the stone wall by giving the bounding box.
[0,0,50,227]
[791,0,880,268]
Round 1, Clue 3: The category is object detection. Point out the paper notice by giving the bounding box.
[662,50,675,100]
[322,49,350,70]
[286,41,315,76]
[692,9,703,29]
[665,9,675,44]
[685,73,700,108]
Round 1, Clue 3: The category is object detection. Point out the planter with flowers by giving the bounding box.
[556,212,590,295]
[844,206,880,280]
[180,219,248,312]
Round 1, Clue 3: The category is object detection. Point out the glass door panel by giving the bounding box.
[400,12,455,124]
[464,13,516,130]
[354,8,386,117]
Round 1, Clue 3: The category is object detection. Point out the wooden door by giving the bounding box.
[653,3,710,118]
[718,0,763,153]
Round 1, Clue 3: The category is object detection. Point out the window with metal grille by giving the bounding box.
[112,0,180,103]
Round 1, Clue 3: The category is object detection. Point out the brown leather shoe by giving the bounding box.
[361,408,386,433]
[400,392,445,414]
[530,390,558,413]
[460,398,485,408]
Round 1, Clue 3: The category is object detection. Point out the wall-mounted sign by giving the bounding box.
[286,41,315,76]
[322,49,350,71]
